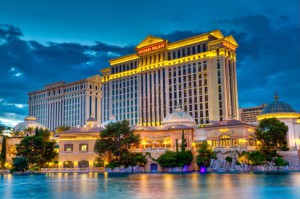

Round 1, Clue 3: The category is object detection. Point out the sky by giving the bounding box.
[0,0,299,126]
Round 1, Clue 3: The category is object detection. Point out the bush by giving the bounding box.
[225,156,233,162]
[12,157,29,171]
[248,151,265,165]
[106,161,121,169]
[177,151,193,167]
[235,161,241,165]
[211,152,217,160]
[274,157,289,166]
[196,141,214,167]
[133,153,147,166]
[280,145,290,151]
[157,151,178,168]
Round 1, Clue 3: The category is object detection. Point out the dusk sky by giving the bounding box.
[0,0,299,126]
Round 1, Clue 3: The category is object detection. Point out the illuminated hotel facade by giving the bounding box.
[101,30,239,126]
[28,75,102,130]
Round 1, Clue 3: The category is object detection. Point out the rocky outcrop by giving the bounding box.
[209,150,300,172]
[105,166,145,173]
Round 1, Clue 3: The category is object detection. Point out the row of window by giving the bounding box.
[64,144,89,152]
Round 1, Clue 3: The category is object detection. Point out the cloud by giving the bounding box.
[0,24,135,126]
[218,15,300,108]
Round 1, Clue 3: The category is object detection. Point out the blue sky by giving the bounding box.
[0,0,299,126]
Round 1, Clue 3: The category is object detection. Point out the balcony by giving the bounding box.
[213,145,257,152]
[130,147,192,153]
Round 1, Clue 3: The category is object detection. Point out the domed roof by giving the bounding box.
[261,94,295,114]
[100,116,117,128]
[13,116,47,133]
[162,106,196,127]
[87,116,96,122]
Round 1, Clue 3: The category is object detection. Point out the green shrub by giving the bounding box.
[177,151,193,167]
[196,141,214,167]
[274,157,289,166]
[225,156,233,162]
[235,161,241,165]
[157,151,178,168]
[133,153,147,166]
[106,161,121,169]
[248,151,265,165]
[211,152,217,160]
[12,156,29,171]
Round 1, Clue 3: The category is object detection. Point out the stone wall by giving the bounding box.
[210,150,300,172]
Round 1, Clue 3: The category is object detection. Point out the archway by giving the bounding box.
[63,161,74,168]
[78,160,89,168]
[150,163,158,172]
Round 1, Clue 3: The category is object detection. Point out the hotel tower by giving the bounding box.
[101,30,239,126]
[28,75,102,130]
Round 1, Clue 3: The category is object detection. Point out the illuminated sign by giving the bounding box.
[137,42,166,55]
[223,42,236,51]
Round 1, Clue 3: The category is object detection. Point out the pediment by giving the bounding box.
[136,35,165,49]
[224,35,238,46]
[210,30,224,39]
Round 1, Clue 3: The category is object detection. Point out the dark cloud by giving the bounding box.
[219,15,300,110]
[156,30,203,42]
[0,24,135,125]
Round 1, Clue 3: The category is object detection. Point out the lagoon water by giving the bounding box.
[1,172,300,199]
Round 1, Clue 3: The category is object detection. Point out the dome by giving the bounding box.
[162,106,196,127]
[87,116,96,122]
[261,95,295,114]
[100,116,117,128]
[12,116,47,133]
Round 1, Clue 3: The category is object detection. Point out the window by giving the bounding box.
[219,135,230,147]
[64,144,73,152]
[79,144,88,152]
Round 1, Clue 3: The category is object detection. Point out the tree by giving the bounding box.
[248,151,265,165]
[181,130,185,152]
[15,129,57,168]
[35,128,51,141]
[12,157,29,171]
[196,141,214,167]
[55,126,71,134]
[94,120,140,165]
[0,124,8,135]
[0,136,7,168]
[255,118,289,153]
[16,136,44,165]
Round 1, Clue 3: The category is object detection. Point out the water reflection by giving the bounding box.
[0,172,300,199]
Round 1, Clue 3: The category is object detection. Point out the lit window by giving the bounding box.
[64,144,73,152]
[80,144,88,152]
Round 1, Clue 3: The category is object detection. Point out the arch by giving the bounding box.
[150,163,158,172]
[63,161,74,168]
[78,160,89,168]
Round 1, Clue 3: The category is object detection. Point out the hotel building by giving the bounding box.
[101,30,239,126]
[239,104,266,123]
[28,75,102,130]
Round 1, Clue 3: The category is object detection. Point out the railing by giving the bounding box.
[41,167,105,172]
[213,146,257,151]
[130,147,192,152]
